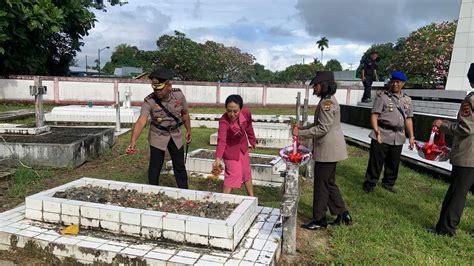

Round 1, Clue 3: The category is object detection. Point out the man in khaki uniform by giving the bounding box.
[126,68,192,188]
[363,71,415,193]
[431,64,474,236]
[293,71,352,230]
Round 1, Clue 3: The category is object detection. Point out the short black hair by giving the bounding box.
[319,81,337,98]
[225,94,243,109]
[370,51,378,55]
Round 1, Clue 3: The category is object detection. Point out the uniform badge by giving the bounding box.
[156,117,163,123]
[323,101,333,111]
[460,101,472,117]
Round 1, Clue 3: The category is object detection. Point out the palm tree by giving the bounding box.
[316,37,329,63]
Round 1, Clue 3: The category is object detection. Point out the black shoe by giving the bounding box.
[381,184,397,193]
[363,184,374,193]
[301,219,327,230]
[366,98,373,103]
[329,211,353,226]
[427,228,454,237]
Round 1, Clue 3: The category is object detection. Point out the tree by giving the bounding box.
[325,59,343,71]
[276,62,324,84]
[151,31,205,80]
[316,37,329,62]
[0,0,121,76]
[356,42,402,81]
[391,21,456,87]
[102,44,147,74]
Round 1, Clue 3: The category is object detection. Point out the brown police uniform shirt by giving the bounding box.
[369,90,414,145]
[299,95,348,162]
[140,88,188,151]
[440,92,474,167]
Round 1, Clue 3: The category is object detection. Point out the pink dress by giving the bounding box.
[215,108,256,189]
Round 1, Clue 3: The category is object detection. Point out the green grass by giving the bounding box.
[2,103,473,264]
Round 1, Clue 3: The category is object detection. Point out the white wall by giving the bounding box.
[446,0,472,91]
[0,79,55,101]
[0,77,364,106]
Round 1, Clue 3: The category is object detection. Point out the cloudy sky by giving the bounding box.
[76,0,461,72]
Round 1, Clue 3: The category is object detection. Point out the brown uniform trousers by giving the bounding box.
[436,92,474,235]
[299,95,348,221]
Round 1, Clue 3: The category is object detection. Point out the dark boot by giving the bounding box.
[329,211,353,226]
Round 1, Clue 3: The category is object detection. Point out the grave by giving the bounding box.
[45,105,140,124]
[0,178,283,265]
[0,127,115,168]
[169,149,286,187]
[210,124,292,149]
[190,113,314,129]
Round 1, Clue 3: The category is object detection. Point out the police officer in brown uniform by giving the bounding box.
[431,64,474,236]
[293,71,352,230]
[363,71,415,193]
[126,68,192,188]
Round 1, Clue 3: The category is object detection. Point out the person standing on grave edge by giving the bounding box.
[361,51,379,103]
[362,71,415,194]
[126,68,192,189]
[430,63,474,237]
[213,95,256,196]
[292,71,352,230]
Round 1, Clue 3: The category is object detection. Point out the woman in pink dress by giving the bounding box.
[213,95,257,196]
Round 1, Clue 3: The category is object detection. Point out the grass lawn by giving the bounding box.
[0,103,473,264]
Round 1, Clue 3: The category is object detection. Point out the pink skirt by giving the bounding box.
[223,150,252,188]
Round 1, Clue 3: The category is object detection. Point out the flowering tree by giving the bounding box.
[391,21,456,87]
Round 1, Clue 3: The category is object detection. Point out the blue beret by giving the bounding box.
[390,71,407,81]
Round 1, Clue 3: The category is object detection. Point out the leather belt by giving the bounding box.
[378,121,404,132]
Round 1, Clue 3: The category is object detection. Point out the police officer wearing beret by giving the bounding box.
[293,71,352,230]
[126,68,192,188]
[431,64,474,236]
[363,71,415,193]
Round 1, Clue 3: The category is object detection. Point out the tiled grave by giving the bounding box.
[210,125,292,149]
[45,105,141,124]
[0,124,50,135]
[172,149,285,186]
[24,178,258,251]
[0,127,114,168]
[0,201,282,265]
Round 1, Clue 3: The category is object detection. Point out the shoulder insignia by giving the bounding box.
[376,90,384,96]
[383,90,392,97]
[466,91,474,99]
[172,88,182,92]
[323,100,333,111]
[145,93,154,101]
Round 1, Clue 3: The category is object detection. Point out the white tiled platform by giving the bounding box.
[209,125,292,149]
[24,178,259,251]
[0,204,282,265]
[0,124,50,135]
[191,113,314,124]
[342,123,452,174]
[45,105,141,123]
[173,149,285,186]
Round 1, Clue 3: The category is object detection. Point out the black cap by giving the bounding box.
[149,68,174,81]
[467,63,474,83]
[309,71,334,85]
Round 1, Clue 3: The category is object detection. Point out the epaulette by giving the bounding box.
[466,91,474,99]
[172,88,182,92]
[383,90,392,97]
[144,93,154,100]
